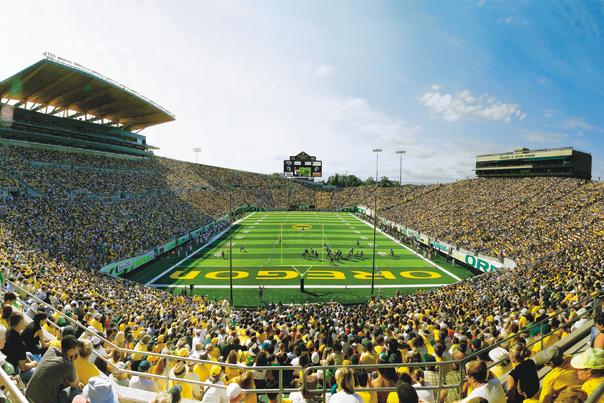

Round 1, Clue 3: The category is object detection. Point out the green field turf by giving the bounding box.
[135,212,474,306]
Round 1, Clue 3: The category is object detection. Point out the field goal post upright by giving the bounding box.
[322,223,325,262]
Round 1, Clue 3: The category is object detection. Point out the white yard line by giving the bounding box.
[152,283,446,289]
[349,213,462,282]
[145,212,257,286]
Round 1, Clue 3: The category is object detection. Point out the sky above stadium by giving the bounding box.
[3,0,604,182]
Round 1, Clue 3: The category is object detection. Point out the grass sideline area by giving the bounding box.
[129,212,474,306]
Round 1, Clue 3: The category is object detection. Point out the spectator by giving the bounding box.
[534,346,581,403]
[395,379,418,403]
[461,360,506,403]
[329,367,363,403]
[570,348,604,398]
[21,311,49,356]
[73,340,102,385]
[201,364,227,403]
[129,359,159,393]
[2,312,37,382]
[591,312,604,349]
[81,375,119,403]
[227,382,245,403]
[507,343,539,403]
[25,335,83,403]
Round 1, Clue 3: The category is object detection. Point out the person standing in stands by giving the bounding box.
[25,335,83,403]
[2,312,37,383]
[507,343,539,403]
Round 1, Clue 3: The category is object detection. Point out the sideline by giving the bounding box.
[349,213,463,282]
[145,212,257,286]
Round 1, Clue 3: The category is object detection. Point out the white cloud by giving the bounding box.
[315,64,335,77]
[525,131,568,143]
[537,76,550,86]
[420,87,525,122]
[560,117,593,131]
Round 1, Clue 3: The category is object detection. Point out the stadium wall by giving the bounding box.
[356,205,517,273]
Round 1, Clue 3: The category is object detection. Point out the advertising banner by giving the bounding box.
[355,205,514,272]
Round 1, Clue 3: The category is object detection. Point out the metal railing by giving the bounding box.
[0,366,27,403]
[5,279,600,402]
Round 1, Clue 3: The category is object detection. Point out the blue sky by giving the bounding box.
[2,0,603,181]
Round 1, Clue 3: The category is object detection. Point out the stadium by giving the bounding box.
[0,6,603,403]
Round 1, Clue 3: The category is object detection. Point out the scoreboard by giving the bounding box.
[283,151,322,178]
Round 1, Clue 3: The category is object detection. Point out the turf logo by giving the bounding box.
[291,224,312,230]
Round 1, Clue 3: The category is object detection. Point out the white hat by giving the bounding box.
[488,347,509,363]
[311,351,320,364]
[82,376,119,403]
[226,383,242,400]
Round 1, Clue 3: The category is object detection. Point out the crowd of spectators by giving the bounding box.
[0,143,603,402]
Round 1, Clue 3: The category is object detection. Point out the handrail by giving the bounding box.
[0,366,28,403]
[6,279,599,401]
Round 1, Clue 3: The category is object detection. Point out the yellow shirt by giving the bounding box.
[582,376,604,397]
[358,390,378,403]
[132,342,148,361]
[90,319,104,333]
[538,360,581,402]
[74,357,101,384]
[386,391,399,403]
[490,362,512,379]
[193,363,210,382]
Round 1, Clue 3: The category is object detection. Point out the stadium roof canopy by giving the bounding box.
[0,53,174,131]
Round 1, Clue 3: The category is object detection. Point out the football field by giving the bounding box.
[134,211,473,306]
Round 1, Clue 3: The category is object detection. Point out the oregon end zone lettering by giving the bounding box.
[173,268,444,281]
[464,255,498,272]
[292,224,312,230]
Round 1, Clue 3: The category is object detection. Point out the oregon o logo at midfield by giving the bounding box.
[292,224,312,230]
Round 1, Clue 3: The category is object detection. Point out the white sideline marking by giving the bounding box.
[349,213,462,282]
[145,212,257,286]
[153,284,446,289]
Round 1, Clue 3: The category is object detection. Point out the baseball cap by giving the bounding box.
[210,364,222,376]
[488,347,509,363]
[226,383,243,400]
[570,348,604,370]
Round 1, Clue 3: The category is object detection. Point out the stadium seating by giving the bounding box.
[0,142,603,402]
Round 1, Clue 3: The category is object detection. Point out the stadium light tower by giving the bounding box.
[396,150,406,186]
[229,191,234,305]
[372,148,382,183]
[193,147,201,163]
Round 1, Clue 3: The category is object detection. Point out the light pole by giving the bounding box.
[372,148,382,183]
[396,150,406,186]
[193,147,201,163]
[371,193,378,296]
[229,191,234,305]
